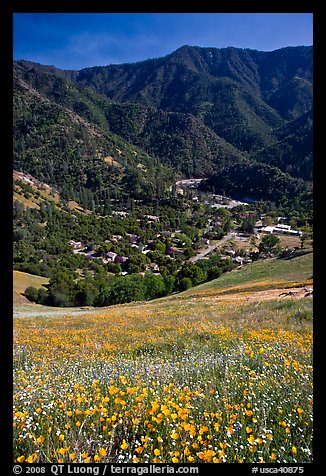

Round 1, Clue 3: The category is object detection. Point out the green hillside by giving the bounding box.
[13,251,313,315]
[13,75,174,206]
[13,45,312,198]
[178,252,313,298]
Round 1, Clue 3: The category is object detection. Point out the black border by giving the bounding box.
[2,1,321,474]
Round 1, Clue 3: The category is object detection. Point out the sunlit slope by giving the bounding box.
[175,252,313,299]
[13,270,49,305]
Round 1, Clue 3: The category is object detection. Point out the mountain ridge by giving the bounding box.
[13,44,312,205]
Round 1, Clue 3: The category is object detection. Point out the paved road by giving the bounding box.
[190,232,236,262]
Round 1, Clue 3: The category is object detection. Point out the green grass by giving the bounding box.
[180,252,313,297]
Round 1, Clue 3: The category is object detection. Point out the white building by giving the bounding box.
[261,225,302,237]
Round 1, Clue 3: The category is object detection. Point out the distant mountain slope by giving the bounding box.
[14,59,247,177]
[13,44,313,203]
[13,76,174,204]
[103,103,247,176]
[72,45,312,153]
[200,161,311,206]
[253,110,313,180]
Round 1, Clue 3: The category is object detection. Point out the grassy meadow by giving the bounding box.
[13,254,313,464]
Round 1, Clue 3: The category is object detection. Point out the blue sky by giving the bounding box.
[13,13,313,70]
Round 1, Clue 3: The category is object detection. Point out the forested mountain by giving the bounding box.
[14,59,247,178]
[13,71,175,207]
[71,45,312,153]
[253,110,313,180]
[13,44,313,205]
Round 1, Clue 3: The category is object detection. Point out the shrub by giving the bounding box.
[207,266,222,280]
[24,286,39,303]
[178,277,193,291]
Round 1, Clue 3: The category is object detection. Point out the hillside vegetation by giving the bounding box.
[14,45,312,204]
[13,253,313,463]
[178,252,313,297]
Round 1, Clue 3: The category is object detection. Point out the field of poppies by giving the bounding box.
[13,256,313,464]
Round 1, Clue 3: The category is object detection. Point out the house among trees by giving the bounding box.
[166,247,183,256]
[106,251,118,262]
[239,211,257,220]
[233,256,244,265]
[114,255,128,264]
[69,240,83,250]
[146,215,160,222]
[69,240,87,254]
[148,262,160,273]
[111,235,123,241]
[112,211,129,218]
[126,233,139,244]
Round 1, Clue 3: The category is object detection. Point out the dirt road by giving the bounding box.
[189,285,313,303]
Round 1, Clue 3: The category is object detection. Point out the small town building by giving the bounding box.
[260,224,302,236]
[106,251,117,261]
[146,215,160,222]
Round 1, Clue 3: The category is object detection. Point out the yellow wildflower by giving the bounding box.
[184,447,191,456]
[99,448,107,458]
[120,439,129,450]
[58,448,68,455]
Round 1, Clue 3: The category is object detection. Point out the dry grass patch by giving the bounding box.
[13,271,49,305]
